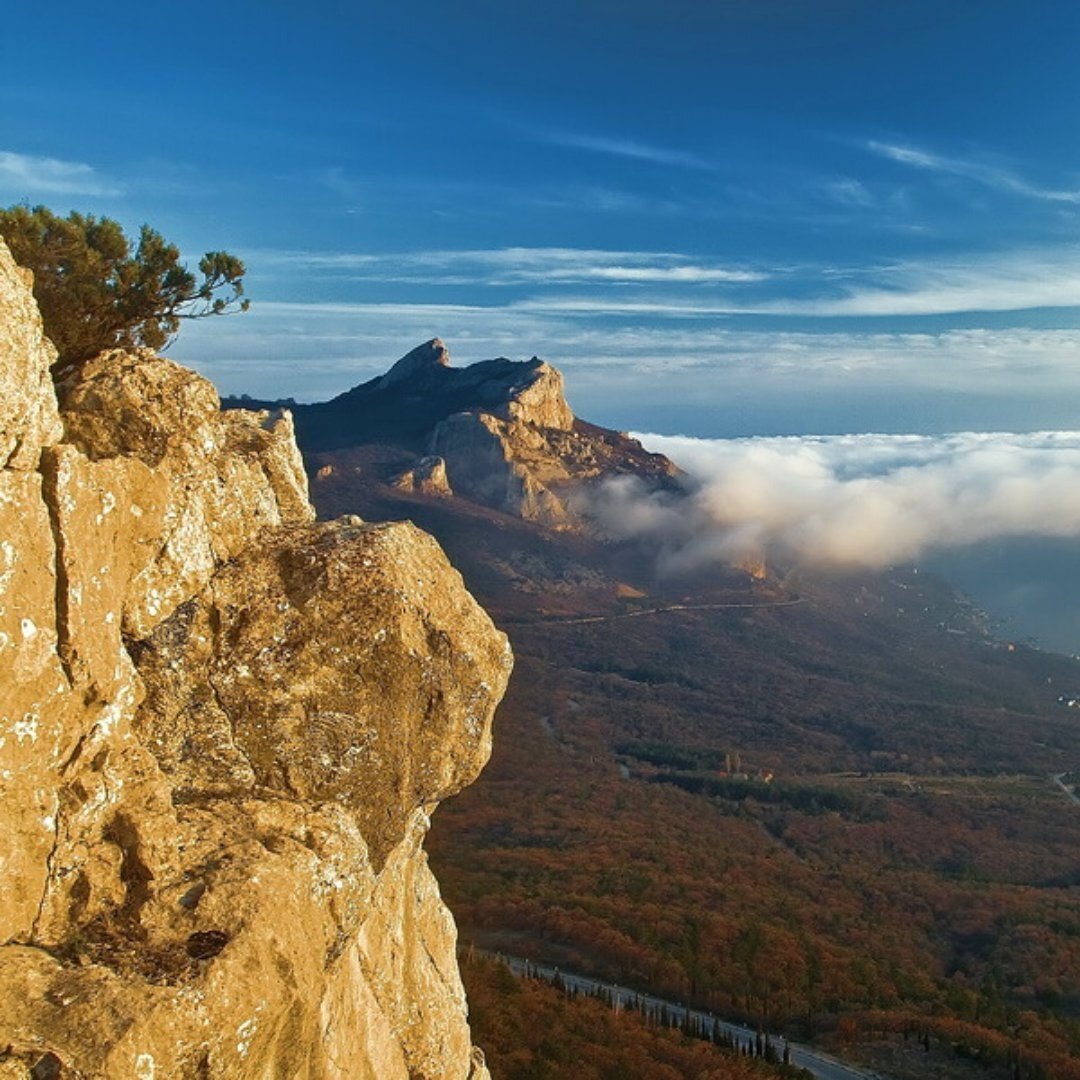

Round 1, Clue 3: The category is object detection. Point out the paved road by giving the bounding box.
[496,954,886,1080]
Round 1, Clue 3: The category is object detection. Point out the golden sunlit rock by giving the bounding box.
[0,240,506,1079]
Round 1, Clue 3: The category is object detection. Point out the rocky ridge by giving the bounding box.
[0,241,510,1079]
[227,338,679,528]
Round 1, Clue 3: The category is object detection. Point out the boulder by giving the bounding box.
[391,455,453,497]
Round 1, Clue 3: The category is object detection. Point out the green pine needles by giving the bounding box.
[0,204,249,371]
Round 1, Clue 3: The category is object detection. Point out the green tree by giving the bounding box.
[0,204,249,369]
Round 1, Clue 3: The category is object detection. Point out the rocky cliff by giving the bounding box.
[0,241,511,1079]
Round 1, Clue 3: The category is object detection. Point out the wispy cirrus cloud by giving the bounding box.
[866,139,1080,205]
[542,130,715,171]
[531,183,685,216]
[512,296,742,316]
[253,246,768,286]
[570,265,761,284]
[253,244,1080,317]
[317,166,365,210]
[760,249,1080,317]
[0,150,123,197]
[512,249,1080,318]
[821,177,876,209]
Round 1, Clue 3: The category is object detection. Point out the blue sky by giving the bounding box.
[3,0,1080,435]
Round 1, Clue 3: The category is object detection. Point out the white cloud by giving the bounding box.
[317,166,365,208]
[590,431,1080,572]
[0,150,122,197]
[866,140,1080,205]
[504,251,1080,319]
[543,131,715,171]
[759,251,1080,317]
[257,299,491,319]
[541,184,685,216]
[254,244,1080,317]
[251,246,768,287]
[510,249,1080,316]
[511,296,741,316]
[567,265,762,284]
[822,177,876,209]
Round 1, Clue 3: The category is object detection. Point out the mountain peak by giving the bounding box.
[227,339,680,528]
[377,337,451,389]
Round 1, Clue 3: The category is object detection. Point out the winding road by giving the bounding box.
[511,597,806,627]
[495,954,886,1080]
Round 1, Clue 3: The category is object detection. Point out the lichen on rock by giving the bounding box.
[0,240,507,1079]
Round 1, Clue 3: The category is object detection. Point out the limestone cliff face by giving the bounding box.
[428,412,571,525]
[427,394,679,528]
[0,241,510,1079]
[421,351,577,525]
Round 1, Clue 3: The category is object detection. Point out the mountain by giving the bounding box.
[225,337,679,528]
[0,250,508,1079]
[259,340,1080,1080]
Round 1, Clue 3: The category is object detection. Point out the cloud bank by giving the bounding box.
[589,431,1080,573]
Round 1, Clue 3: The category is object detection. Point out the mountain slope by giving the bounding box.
[253,340,1080,1079]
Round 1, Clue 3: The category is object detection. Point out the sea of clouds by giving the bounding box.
[589,431,1080,574]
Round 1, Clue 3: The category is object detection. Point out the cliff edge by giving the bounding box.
[0,242,511,1079]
